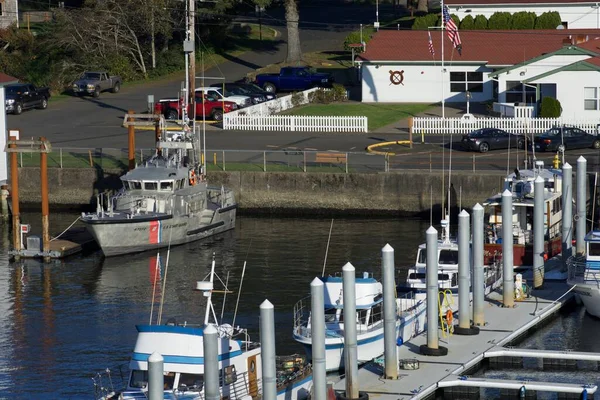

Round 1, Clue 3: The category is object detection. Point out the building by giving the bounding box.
[0,72,18,86]
[0,0,18,29]
[446,0,600,29]
[358,29,600,118]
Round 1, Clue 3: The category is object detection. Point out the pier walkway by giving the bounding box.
[334,281,597,400]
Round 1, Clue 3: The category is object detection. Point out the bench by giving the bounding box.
[315,152,347,165]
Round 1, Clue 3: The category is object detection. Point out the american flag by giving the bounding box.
[428,31,435,57]
[443,5,462,55]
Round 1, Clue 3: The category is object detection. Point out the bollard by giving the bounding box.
[382,244,398,379]
[472,204,485,326]
[454,210,479,336]
[0,184,8,219]
[9,135,20,253]
[204,324,220,400]
[533,176,545,288]
[562,163,573,261]
[576,156,587,255]
[342,262,359,399]
[420,227,448,356]
[310,278,327,400]
[40,137,50,258]
[502,190,515,308]
[147,352,164,400]
[260,300,277,400]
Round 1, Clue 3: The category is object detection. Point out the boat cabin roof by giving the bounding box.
[121,166,187,181]
[321,275,382,309]
[585,230,600,242]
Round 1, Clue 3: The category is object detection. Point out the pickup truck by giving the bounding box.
[4,83,50,115]
[254,67,334,93]
[154,95,238,121]
[72,71,122,97]
[195,87,252,108]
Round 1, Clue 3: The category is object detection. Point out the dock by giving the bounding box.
[9,226,98,259]
[333,281,597,400]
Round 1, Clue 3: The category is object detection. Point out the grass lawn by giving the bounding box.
[284,103,435,131]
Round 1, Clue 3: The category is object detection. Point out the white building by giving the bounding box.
[446,0,600,29]
[0,0,18,29]
[358,29,600,118]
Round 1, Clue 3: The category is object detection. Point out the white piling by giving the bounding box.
[204,324,220,400]
[562,163,573,261]
[458,210,470,329]
[310,278,327,400]
[382,244,398,379]
[0,185,8,219]
[576,156,587,255]
[147,352,164,400]
[342,262,359,399]
[502,190,515,308]
[533,176,545,288]
[472,204,485,326]
[260,300,277,400]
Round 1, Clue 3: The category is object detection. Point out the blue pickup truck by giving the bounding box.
[254,67,334,93]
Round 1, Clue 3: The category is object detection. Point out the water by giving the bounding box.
[0,213,598,399]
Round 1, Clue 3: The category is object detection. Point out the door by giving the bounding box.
[279,68,295,90]
[23,85,35,108]
[570,128,589,149]
[247,355,258,398]
[494,129,511,150]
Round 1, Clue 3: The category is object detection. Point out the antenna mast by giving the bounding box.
[188,0,196,118]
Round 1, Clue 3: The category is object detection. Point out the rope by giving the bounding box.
[50,216,82,241]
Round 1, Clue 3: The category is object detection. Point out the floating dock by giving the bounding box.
[334,281,597,400]
[9,226,97,260]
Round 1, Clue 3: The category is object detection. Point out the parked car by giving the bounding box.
[195,87,251,108]
[210,83,271,104]
[232,82,276,101]
[534,126,600,152]
[4,83,50,115]
[254,66,334,93]
[154,95,237,121]
[72,71,122,97]
[461,128,525,153]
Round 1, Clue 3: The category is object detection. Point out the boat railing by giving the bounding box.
[567,255,600,286]
[92,362,129,400]
[292,295,311,337]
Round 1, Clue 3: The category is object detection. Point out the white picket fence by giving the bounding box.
[225,87,321,118]
[413,116,600,135]
[223,115,368,132]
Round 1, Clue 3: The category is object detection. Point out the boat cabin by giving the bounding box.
[406,240,460,289]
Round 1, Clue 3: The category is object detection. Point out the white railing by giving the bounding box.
[413,116,600,135]
[224,115,368,132]
[225,87,320,118]
[493,103,536,118]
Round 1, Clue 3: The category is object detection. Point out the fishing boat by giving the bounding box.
[93,257,313,400]
[80,118,237,257]
[567,229,600,318]
[292,271,426,372]
[482,161,563,268]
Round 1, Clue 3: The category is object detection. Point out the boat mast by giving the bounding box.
[204,256,217,326]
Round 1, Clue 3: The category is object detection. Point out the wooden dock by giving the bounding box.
[10,226,97,259]
[333,280,597,400]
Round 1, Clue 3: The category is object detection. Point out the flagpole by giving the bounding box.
[441,0,445,119]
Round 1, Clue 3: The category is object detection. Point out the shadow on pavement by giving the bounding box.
[78,96,130,114]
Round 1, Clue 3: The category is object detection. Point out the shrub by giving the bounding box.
[473,15,488,29]
[412,13,440,30]
[511,11,536,29]
[460,15,475,30]
[488,12,513,29]
[534,11,562,29]
[291,91,305,107]
[540,97,562,117]
[308,86,347,104]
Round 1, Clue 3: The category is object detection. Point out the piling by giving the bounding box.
[561,163,573,261]
[455,210,479,336]
[576,156,587,255]
[342,262,359,399]
[420,227,448,356]
[147,352,164,400]
[40,137,50,257]
[203,323,220,400]
[9,135,20,252]
[128,110,136,170]
[310,278,327,400]
[0,184,8,219]
[472,203,485,326]
[260,300,277,400]
[502,190,515,308]
[382,244,398,379]
[533,176,545,288]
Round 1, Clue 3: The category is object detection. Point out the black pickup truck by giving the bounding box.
[4,83,50,115]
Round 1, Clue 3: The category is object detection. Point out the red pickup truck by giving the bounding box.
[154,96,238,121]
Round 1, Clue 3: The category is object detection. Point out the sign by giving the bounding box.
[389,70,405,86]
[8,129,19,140]
[20,224,30,233]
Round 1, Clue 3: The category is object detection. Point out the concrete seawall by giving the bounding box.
[17,168,508,216]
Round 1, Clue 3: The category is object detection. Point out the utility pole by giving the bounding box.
[188,0,196,118]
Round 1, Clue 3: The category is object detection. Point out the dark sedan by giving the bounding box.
[210,83,272,105]
[533,126,600,152]
[461,128,525,153]
[233,82,276,102]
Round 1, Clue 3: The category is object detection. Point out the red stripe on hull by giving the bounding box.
[484,236,562,266]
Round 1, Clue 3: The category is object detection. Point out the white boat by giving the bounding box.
[93,258,313,400]
[292,272,426,372]
[567,229,600,318]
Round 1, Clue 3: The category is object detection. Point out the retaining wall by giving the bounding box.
[16,168,507,216]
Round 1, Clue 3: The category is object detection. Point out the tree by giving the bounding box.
[473,15,488,29]
[540,97,562,117]
[488,12,513,29]
[534,11,562,29]
[511,11,536,29]
[460,15,474,30]
[412,13,439,30]
[285,0,302,63]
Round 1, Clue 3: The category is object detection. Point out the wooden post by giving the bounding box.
[155,115,161,153]
[9,136,20,252]
[408,117,414,149]
[128,110,136,170]
[88,150,93,167]
[40,137,50,257]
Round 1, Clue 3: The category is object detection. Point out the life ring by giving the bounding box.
[189,170,196,186]
[446,309,453,325]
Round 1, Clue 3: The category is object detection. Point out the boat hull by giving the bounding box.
[484,236,562,267]
[570,282,600,318]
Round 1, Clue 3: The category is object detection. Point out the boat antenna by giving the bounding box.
[149,252,161,324]
[232,260,246,328]
[220,271,230,322]
[592,172,598,231]
[321,218,334,277]
[204,254,217,326]
[157,227,174,325]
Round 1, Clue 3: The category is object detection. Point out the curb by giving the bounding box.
[366,140,412,156]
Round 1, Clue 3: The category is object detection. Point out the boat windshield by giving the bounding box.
[127,181,142,190]
[144,181,158,191]
[590,242,600,257]
[324,308,338,322]
[417,249,425,264]
[129,370,148,389]
[179,373,204,391]
[160,181,173,191]
[439,250,458,265]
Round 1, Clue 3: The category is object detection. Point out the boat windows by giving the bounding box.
[128,181,142,190]
[370,303,383,324]
[175,179,184,190]
[178,373,203,391]
[160,181,174,191]
[164,372,176,390]
[417,249,426,264]
[439,250,458,265]
[129,370,148,389]
[408,273,451,281]
[223,365,237,385]
[590,242,600,257]
[144,181,158,191]
[358,309,369,325]
[324,308,338,322]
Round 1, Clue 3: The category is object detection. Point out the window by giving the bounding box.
[164,372,175,390]
[129,370,148,389]
[128,181,142,190]
[439,250,458,265]
[506,81,536,103]
[417,249,426,264]
[589,242,600,256]
[179,373,203,391]
[223,365,237,385]
[281,68,293,77]
[324,308,337,322]
[0,2,3,16]
[144,181,158,190]
[160,181,173,191]
[584,87,598,110]
[450,71,483,93]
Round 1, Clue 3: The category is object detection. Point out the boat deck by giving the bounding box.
[334,280,596,400]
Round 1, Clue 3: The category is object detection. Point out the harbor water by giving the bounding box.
[0,213,599,399]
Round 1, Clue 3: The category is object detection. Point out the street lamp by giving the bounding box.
[466,91,471,115]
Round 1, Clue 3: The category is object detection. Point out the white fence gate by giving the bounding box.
[223,115,368,132]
